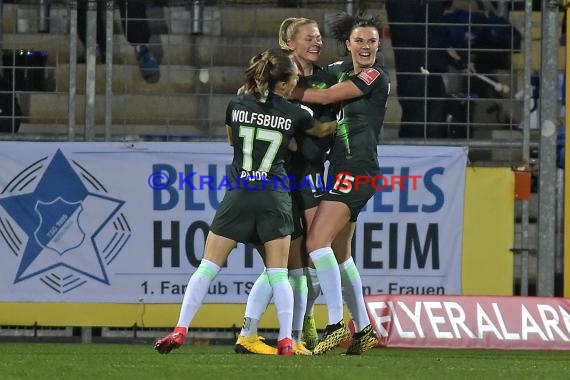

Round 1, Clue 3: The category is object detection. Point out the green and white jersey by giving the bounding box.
[325,60,391,169]
[287,65,337,179]
[297,65,338,122]
[225,92,314,190]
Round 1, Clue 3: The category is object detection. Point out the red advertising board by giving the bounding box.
[364,295,570,350]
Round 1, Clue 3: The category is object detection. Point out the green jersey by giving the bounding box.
[225,92,314,190]
[297,65,338,122]
[325,60,391,169]
[287,65,338,179]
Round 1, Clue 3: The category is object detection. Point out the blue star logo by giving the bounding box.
[0,149,131,293]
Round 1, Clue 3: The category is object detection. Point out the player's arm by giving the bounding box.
[226,125,233,146]
[291,80,363,105]
[224,97,236,146]
[305,120,337,138]
[295,103,336,138]
[288,136,298,152]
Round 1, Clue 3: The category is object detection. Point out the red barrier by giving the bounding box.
[364,294,570,350]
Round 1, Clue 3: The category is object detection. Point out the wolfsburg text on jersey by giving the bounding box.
[232,110,292,130]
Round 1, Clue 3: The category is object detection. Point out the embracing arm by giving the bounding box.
[226,125,233,146]
[305,120,337,138]
[288,137,298,152]
[291,80,363,105]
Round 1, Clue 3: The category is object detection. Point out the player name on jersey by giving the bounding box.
[231,110,292,130]
[239,170,268,181]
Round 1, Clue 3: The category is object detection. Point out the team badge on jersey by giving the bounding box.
[357,68,380,85]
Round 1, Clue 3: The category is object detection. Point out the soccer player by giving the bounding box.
[234,17,338,356]
[291,13,390,355]
[154,48,335,356]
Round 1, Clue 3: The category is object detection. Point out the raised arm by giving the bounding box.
[292,80,363,105]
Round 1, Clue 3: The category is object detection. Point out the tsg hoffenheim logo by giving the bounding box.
[0,149,131,293]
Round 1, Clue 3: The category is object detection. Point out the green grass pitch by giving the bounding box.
[0,342,568,380]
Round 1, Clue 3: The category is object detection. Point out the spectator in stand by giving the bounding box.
[384,0,449,138]
[557,126,565,169]
[557,74,565,170]
[77,0,159,82]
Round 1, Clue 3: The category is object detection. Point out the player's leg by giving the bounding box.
[264,236,294,356]
[334,222,368,330]
[301,206,320,350]
[287,236,311,355]
[333,223,379,355]
[154,232,235,354]
[235,268,277,355]
[254,190,295,356]
[305,201,351,355]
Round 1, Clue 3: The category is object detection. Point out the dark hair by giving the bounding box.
[329,13,383,56]
[241,48,295,101]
